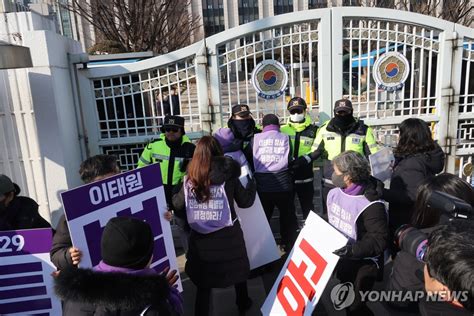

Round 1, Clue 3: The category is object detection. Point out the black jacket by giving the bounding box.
[172,156,256,288]
[0,196,50,231]
[54,267,177,316]
[383,144,445,231]
[50,214,73,270]
[351,178,389,259]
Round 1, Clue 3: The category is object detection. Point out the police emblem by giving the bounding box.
[168,119,175,124]
[251,60,288,100]
[372,52,410,91]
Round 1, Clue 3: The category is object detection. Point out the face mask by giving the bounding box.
[231,119,255,140]
[331,172,347,188]
[290,113,305,123]
[333,114,355,130]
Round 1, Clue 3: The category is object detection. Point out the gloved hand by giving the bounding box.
[290,155,311,170]
[333,244,353,258]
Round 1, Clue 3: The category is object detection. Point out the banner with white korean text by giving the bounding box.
[0,228,61,315]
[60,163,182,291]
[261,212,348,315]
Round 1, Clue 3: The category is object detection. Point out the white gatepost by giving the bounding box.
[195,40,212,134]
[435,27,457,173]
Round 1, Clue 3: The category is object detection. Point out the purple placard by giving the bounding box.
[0,229,61,315]
[0,229,53,257]
[61,163,163,221]
[60,163,181,291]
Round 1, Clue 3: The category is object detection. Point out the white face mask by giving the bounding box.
[290,113,305,123]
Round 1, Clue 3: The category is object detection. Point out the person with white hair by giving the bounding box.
[327,151,388,316]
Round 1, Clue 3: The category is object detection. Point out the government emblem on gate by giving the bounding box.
[373,51,410,91]
[251,60,288,100]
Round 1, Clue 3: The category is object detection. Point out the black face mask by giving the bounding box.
[230,119,256,140]
[333,114,355,130]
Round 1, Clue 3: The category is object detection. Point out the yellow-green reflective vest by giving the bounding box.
[281,115,318,158]
[312,120,380,160]
[137,134,191,185]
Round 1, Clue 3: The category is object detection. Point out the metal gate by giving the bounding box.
[76,7,474,182]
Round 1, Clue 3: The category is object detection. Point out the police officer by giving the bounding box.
[137,115,195,251]
[311,99,380,211]
[247,114,298,252]
[281,97,319,219]
[226,104,261,150]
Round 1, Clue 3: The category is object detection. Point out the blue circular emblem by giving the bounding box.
[251,60,288,100]
[373,52,410,92]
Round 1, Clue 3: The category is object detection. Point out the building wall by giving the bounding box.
[192,0,474,38]
[0,11,84,227]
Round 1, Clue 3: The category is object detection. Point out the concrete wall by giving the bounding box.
[0,11,84,227]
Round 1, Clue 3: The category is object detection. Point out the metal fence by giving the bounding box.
[76,7,474,183]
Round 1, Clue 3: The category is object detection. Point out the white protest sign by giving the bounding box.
[235,164,280,270]
[261,212,348,316]
[369,147,395,183]
[0,228,62,315]
[61,164,182,291]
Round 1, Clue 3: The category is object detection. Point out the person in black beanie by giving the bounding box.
[54,217,183,316]
[0,174,50,231]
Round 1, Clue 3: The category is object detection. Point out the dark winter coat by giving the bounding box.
[350,178,389,259]
[172,156,256,288]
[0,196,50,231]
[54,267,177,316]
[383,144,445,231]
[50,214,73,270]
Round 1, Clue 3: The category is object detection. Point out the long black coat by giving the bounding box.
[383,144,445,231]
[172,156,256,288]
[54,267,177,316]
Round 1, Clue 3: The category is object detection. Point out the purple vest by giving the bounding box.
[252,130,290,173]
[327,188,384,242]
[184,177,233,234]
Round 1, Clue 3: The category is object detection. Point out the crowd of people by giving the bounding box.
[1,97,473,316]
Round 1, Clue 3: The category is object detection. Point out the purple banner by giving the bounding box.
[61,163,163,221]
[0,229,52,257]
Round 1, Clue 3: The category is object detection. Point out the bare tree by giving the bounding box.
[62,0,201,54]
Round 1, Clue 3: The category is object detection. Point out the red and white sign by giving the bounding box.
[261,212,348,315]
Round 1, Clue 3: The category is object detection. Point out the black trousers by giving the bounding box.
[293,181,315,219]
[321,181,335,215]
[195,281,249,316]
[336,259,379,316]
[259,191,298,248]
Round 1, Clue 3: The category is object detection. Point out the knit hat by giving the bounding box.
[0,174,15,196]
[262,113,280,127]
[101,217,154,269]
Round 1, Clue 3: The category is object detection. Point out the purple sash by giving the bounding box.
[184,176,233,234]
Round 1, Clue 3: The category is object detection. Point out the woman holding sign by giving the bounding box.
[327,151,388,316]
[172,136,256,316]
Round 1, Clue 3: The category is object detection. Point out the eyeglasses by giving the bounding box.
[289,109,303,115]
[164,127,180,133]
